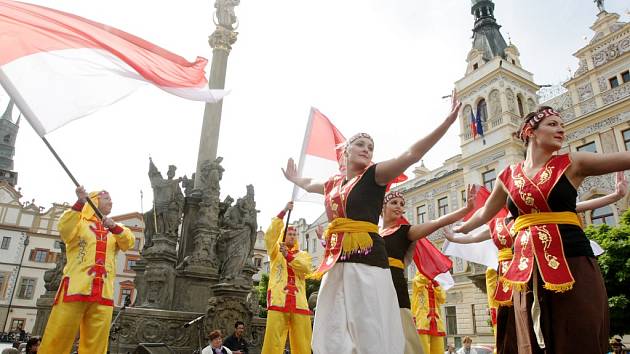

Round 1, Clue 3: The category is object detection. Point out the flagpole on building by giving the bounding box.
[0,68,103,219]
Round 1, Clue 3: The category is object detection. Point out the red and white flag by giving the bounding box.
[293,107,346,202]
[0,0,226,136]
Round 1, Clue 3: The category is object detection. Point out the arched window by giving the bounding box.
[517,96,524,117]
[591,204,615,226]
[477,99,488,122]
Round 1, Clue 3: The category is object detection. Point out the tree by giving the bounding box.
[254,273,321,319]
[585,209,630,336]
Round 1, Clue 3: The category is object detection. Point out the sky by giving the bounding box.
[2,0,629,228]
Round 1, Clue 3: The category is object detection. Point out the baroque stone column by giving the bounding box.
[194,0,239,187]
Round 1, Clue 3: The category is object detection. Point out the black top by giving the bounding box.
[223,334,248,353]
[337,164,389,268]
[384,224,412,309]
[507,174,593,257]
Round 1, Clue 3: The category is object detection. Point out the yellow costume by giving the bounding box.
[261,217,312,354]
[39,192,134,354]
[411,273,446,354]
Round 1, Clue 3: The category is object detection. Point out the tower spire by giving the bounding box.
[470,0,508,61]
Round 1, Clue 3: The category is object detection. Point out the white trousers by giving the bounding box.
[312,263,404,354]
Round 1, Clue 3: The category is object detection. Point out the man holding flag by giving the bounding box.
[261,202,312,354]
[39,186,135,354]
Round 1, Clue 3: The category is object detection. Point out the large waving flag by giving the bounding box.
[293,108,346,202]
[0,0,225,136]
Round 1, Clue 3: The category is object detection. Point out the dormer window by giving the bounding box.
[473,63,478,70]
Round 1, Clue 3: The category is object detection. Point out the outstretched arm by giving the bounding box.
[569,151,630,184]
[282,158,325,195]
[576,171,627,212]
[454,181,508,234]
[407,185,478,241]
[374,90,462,186]
[443,226,491,244]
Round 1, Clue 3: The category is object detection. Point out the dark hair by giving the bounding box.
[209,330,223,341]
[234,321,245,328]
[514,105,556,146]
[26,337,41,352]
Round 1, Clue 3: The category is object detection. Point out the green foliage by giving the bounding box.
[584,209,630,335]
[256,273,269,318]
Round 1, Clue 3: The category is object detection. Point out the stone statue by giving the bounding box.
[219,187,257,284]
[594,0,605,12]
[143,266,169,307]
[215,0,240,30]
[219,195,234,226]
[43,242,66,292]
[489,90,502,120]
[181,173,196,197]
[144,158,184,243]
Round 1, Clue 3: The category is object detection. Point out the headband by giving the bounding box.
[384,191,404,204]
[517,108,560,142]
[347,133,374,147]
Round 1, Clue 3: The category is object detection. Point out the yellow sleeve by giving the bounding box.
[57,208,82,244]
[112,225,135,252]
[264,217,284,260]
[434,285,446,305]
[289,251,312,276]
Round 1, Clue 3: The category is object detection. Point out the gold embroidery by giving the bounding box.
[537,166,554,185]
[536,226,560,270]
[513,172,525,189]
[518,257,529,271]
[502,281,510,293]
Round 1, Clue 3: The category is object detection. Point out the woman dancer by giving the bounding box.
[444,172,625,353]
[380,187,476,354]
[282,92,461,354]
[454,106,630,353]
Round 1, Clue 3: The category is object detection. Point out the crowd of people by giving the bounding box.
[20,86,626,353]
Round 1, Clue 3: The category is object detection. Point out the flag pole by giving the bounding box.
[0,68,103,219]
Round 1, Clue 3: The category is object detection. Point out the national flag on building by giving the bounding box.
[475,104,484,137]
[469,109,478,139]
[0,0,226,137]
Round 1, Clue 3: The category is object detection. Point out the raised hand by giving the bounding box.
[442,226,456,241]
[281,158,298,183]
[465,184,478,210]
[75,185,88,202]
[615,171,628,198]
[445,88,462,125]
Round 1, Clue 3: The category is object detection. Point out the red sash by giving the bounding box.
[498,154,575,292]
[489,217,514,305]
[315,168,367,275]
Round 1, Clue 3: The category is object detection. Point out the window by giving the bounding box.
[125,255,139,272]
[482,169,497,191]
[623,129,630,151]
[445,306,458,335]
[3,134,10,143]
[0,272,9,299]
[477,99,488,122]
[576,141,597,153]
[254,257,262,268]
[609,76,619,89]
[511,59,516,65]
[33,249,48,263]
[132,237,141,251]
[471,304,477,334]
[622,70,630,83]
[591,205,615,226]
[10,319,25,332]
[53,240,63,249]
[118,286,134,305]
[461,190,467,205]
[517,96,524,117]
[472,63,478,70]
[1,236,10,250]
[416,205,427,224]
[437,197,449,217]
[17,277,36,299]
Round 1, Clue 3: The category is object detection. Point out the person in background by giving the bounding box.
[202,330,233,354]
[456,337,477,354]
[223,321,248,354]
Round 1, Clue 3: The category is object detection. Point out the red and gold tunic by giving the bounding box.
[498,154,582,292]
[488,216,515,306]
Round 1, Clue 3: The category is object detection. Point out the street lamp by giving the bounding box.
[2,233,30,333]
